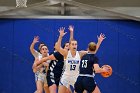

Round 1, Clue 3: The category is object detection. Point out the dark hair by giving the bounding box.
[62,42,69,48]
[40,44,48,49]
[38,42,45,52]
[39,44,48,54]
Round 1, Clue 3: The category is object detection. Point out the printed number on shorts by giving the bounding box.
[70,65,76,70]
[82,60,88,68]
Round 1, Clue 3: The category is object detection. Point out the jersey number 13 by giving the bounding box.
[82,60,88,68]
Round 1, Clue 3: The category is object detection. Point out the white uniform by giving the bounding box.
[33,50,49,83]
[59,50,80,88]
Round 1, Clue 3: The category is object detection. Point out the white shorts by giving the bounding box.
[59,74,78,88]
[35,71,47,84]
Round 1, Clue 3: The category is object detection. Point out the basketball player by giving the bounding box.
[74,42,107,93]
[55,27,105,93]
[33,25,74,93]
[30,36,50,93]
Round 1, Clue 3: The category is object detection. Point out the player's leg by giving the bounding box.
[47,74,58,93]
[66,86,72,93]
[58,75,69,93]
[44,83,50,93]
[43,73,50,93]
[35,72,44,93]
[49,84,57,93]
[92,86,101,93]
[36,80,43,93]
[58,85,67,93]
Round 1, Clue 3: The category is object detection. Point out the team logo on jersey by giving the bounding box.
[68,60,79,64]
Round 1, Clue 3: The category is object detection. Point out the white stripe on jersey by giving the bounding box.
[79,74,95,78]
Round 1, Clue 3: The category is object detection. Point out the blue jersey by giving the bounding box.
[79,53,98,75]
[48,52,64,78]
[75,53,98,93]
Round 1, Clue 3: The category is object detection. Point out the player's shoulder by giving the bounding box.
[54,51,63,56]
[85,53,98,60]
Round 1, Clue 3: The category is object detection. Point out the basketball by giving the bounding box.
[101,65,112,78]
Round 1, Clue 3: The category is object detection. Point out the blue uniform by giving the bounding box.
[47,52,64,87]
[74,53,98,93]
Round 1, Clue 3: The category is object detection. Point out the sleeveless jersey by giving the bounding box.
[79,53,98,77]
[63,50,80,76]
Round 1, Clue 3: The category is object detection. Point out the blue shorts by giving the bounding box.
[74,76,96,93]
[47,72,61,87]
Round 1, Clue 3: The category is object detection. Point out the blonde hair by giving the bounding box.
[88,42,96,51]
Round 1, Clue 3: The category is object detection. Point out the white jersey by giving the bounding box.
[33,50,50,72]
[33,50,49,60]
[63,50,80,76]
[33,50,42,60]
[33,50,50,62]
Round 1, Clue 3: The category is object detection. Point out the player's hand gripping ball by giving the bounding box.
[101,65,112,78]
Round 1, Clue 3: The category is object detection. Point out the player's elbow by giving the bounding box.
[30,47,34,54]
[55,47,60,51]
[55,45,61,51]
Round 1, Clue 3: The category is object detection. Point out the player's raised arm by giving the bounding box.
[30,36,39,56]
[55,27,68,57]
[95,33,106,54]
[68,25,74,42]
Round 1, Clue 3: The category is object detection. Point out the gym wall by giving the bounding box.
[0,19,139,93]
